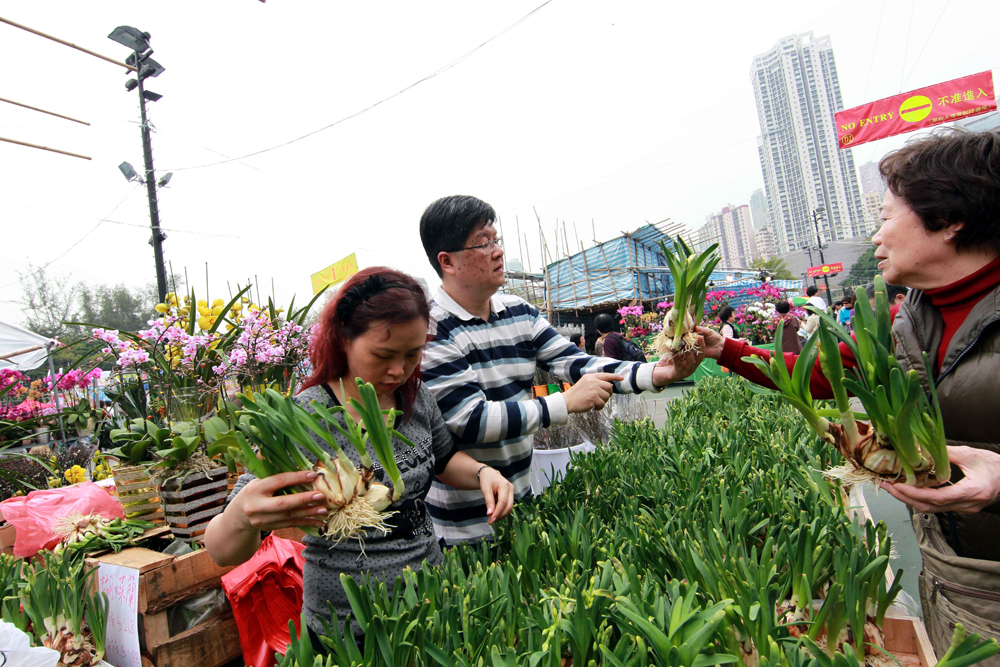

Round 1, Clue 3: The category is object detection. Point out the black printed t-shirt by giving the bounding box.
[229,382,457,636]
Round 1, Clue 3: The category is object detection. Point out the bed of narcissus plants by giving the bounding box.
[276,377,998,667]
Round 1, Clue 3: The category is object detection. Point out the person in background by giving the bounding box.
[865,281,909,307]
[805,284,827,313]
[593,313,614,357]
[838,295,854,329]
[417,194,702,545]
[718,307,738,339]
[697,129,1000,663]
[774,300,802,353]
[568,333,585,351]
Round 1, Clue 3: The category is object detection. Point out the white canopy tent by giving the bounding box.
[0,321,57,371]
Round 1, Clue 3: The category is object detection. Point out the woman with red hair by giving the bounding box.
[206,267,515,639]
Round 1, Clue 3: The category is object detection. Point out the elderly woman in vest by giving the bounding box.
[696,128,1000,660]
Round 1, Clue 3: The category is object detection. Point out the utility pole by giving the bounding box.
[812,207,832,299]
[802,246,817,288]
[108,26,169,302]
[136,69,168,302]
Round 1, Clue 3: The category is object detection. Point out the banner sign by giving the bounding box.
[807,262,843,278]
[836,71,996,149]
[310,253,358,295]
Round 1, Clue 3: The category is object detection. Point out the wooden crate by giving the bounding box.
[842,484,937,667]
[0,522,15,556]
[114,464,165,524]
[85,543,240,667]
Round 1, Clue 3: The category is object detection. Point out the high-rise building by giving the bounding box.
[752,32,867,255]
[749,188,770,230]
[694,204,757,267]
[754,226,777,260]
[859,161,887,198]
[861,191,882,236]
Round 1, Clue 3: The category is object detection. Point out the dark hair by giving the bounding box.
[775,300,791,314]
[841,295,854,307]
[718,306,734,322]
[806,285,819,297]
[594,313,615,334]
[420,195,497,277]
[569,333,583,347]
[300,267,429,419]
[864,281,908,302]
[880,129,1000,253]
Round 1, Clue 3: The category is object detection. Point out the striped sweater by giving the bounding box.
[422,288,661,544]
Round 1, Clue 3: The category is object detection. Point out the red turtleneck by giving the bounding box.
[719,254,1000,396]
[924,254,1000,373]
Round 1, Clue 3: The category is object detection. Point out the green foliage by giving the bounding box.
[749,257,795,281]
[271,379,998,667]
[844,244,878,290]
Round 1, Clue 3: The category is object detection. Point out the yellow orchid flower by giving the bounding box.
[198,315,213,331]
[211,305,225,316]
[212,298,224,308]
[154,303,170,313]
[197,299,208,307]
[198,306,210,317]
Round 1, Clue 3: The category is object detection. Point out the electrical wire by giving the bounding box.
[899,0,916,92]
[0,184,141,290]
[165,0,555,172]
[901,0,953,89]
[862,0,886,102]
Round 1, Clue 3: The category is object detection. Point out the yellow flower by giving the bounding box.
[48,476,62,488]
[198,315,213,331]
[65,465,87,485]
[211,305,225,316]
[198,305,211,317]
[212,298,224,308]
[197,299,208,308]
[154,303,170,313]
[241,297,249,304]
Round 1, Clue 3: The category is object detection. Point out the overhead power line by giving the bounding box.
[165,0,555,171]
[902,0,953,89]
[0,135,90,160]
[0,15,135,71]
[0,96,90,125]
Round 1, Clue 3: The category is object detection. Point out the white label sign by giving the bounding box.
[97,563,142,667]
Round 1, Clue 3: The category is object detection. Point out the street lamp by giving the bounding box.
[812,206,832,301]
[109,25,169,302]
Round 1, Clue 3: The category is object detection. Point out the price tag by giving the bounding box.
[97,563,142,667]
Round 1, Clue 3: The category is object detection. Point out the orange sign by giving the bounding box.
[835,71,996,149]
[807,262,843,278]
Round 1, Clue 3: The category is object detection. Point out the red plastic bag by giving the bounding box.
[0,482,124,558]
[222,534,306,667]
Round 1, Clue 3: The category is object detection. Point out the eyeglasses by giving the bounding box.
[449,237,503,254]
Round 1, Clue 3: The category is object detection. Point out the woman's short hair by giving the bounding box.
[569,333,583,346]
[880,129,1000,253]
[718,306,734,322]
[775,300,791,314]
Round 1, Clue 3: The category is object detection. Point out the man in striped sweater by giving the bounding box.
[419,195,703,545]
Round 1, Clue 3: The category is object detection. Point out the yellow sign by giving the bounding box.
[899,95,932,123]
[310,253,358,295]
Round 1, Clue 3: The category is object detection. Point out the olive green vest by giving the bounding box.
[892,286,1000,560]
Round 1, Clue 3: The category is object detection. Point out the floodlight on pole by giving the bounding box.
[118,161,141,183]
[110,26,168,302]
[158,172,172,188]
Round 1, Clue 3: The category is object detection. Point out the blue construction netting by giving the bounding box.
[545,225,782,311]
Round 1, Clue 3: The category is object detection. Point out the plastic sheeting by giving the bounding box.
[0,321,54,371]
[546,226,733,311]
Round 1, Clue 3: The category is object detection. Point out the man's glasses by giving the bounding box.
[449,237,503,254]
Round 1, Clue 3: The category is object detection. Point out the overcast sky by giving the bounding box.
[2,0,998,325]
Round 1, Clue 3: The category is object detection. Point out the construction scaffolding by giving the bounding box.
[544,222,732,314]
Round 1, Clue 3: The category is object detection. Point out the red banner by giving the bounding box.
[807,263,843,278]
[835,71,996,149]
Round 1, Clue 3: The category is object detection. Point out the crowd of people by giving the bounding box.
[205,128,1000,656]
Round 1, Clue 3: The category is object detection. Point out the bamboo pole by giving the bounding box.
[0,96,90,125]
[0,344,44,362]
[597,241,622,304]
[0,135,90,160]
[0,16,137,71]
[524,233,532,273]
[579,240,595,306]
[562,222,581,308]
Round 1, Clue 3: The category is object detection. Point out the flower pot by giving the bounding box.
[159,467,228,542]
[113,464,165,523]
[168,386,216,424]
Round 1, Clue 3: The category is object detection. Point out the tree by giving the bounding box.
[845,244,878,290]
[77,282,158,333]
[18,263,77,340]
[749,256,795,280]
